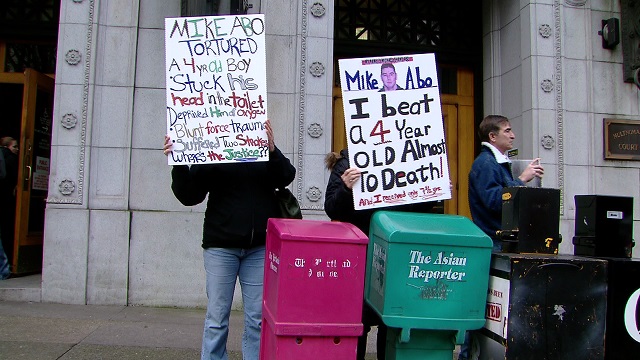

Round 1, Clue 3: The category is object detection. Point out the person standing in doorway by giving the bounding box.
[0,144,9,280]
[461,115,543,360]
[0,137,18,269]
[164,120,296,360]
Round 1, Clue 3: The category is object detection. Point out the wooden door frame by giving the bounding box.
[441,68,474,217]
[0,69,54,274]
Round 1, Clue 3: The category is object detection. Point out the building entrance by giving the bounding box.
[332,1,481,216]
[0,69,53,275]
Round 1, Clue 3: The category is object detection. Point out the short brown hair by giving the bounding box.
[0,136,15,147]
[380,63,396,73]
[478,115,509,142]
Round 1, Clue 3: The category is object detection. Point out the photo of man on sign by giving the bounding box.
[338,53,451,210]
[378,63,403,92]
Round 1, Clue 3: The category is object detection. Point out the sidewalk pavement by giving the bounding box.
[0,275,459,359]
[0,275,383,359]
[0,300,207,359]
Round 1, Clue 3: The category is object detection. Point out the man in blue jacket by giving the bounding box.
[460,115,544,360]
[468,115,544,251]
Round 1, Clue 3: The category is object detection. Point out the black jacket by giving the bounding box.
[171,146,296,249]
[0,147,18,202]
[324,149,435,235]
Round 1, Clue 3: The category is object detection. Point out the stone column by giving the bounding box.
[263,0,335,219]
[43,0,142,305]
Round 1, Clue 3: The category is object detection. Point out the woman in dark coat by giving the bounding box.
[164,120,296,360]
[0,137,18,266]
[324,149,436,360]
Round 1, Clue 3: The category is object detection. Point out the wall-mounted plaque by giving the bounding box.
[604,118,640,160]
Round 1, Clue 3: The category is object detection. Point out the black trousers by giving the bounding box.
[357,302,387,360]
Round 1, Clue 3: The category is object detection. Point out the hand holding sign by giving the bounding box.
[265,119,275,153]
[341,168,361,190]
[163,135,173,156]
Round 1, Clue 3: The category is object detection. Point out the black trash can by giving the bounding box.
[499,187,562,254]
[476,253,607,360]
[573,195,634,258]
[600,257,640,359]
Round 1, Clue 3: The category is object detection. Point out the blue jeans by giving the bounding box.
[201,246,265,360]
[0,232,10,280]
[492,239,502,252]
[458,331,470,360]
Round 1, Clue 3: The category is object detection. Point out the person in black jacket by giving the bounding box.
[0,146,8,280]
[0,137,18,268]
[164,120,296,360]
[324,149,436,360]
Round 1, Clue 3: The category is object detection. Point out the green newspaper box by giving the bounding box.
[366,211,493,353]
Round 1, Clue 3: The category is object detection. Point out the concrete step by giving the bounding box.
[0,273,41,302]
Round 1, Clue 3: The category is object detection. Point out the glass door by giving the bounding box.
[0,68,54,275]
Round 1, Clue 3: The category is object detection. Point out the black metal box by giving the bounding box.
[573,195,634,258]
[476,253,608,360]
[499,187,561,254]
[600,257,640,359]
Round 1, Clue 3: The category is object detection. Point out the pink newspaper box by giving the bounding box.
[260,218,369,360]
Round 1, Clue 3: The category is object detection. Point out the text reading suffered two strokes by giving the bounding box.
[173,133,268,153]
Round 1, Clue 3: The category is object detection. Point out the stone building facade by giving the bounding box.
[31,0,640,307]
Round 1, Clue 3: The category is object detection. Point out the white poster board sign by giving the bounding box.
[165,15,268,165]
[338,54,451,210]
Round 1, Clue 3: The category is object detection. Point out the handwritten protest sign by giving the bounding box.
[338,54,451,210]
[165,15,268,165]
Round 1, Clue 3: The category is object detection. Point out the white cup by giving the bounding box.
[511,160,542,188]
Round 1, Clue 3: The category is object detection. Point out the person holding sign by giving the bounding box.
[464,115,542,360]
[378,63,403,92]
[0,146,8,280]
[324,149,436,360]
[164,119,296,360]
[468,115,544,252]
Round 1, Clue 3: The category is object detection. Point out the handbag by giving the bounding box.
[274,187,303,219]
